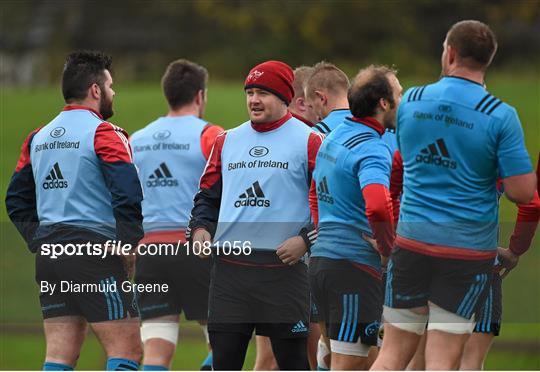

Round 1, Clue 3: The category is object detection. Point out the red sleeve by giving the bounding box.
[309,179,318,226]
[509,190,540,256]
[200,131,226,189]
[201,124,225,160]
[307,131,324,223]
[94,122,133,163]
[389,150,403,227]
[15,127,42,172]
[362,184,395,257]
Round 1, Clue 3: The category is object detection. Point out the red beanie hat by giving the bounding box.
[244,60,294,105]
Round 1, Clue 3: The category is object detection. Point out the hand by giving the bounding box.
[121,252,136,280]
[362,233,388,269]
[192,228,212,259]
[276,236,308,265]
[496,247,519,279]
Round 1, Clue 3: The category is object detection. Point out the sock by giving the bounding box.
[200,351,212,370]
[43,362,73,371]
[106,358,139,371]
[317,366,330,371]
[142,365,168,371]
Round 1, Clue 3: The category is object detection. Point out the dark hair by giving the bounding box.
[162,59,208,110]
[348,65,397,118]
[447,20,497,70]
[305,61,349,99]
[62,51,112,102]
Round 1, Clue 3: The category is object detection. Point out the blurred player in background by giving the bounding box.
[6,51,144,371]
[130,60,223,371]
[189,60,323,370]
[254,64,321,371]
[372,20,536,370]
[288,65,320,127]
[309,65,401,370]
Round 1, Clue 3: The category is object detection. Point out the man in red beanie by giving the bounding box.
[189,60,323,370]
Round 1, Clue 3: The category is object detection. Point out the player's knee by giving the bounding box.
[427,304,475,334]
[141,321,179,346]
[383,306,428,335]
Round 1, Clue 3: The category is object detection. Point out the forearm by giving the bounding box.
[509,190,540,256]
[363,184,395,257]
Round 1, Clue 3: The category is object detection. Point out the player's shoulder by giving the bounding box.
[472,90,515,120]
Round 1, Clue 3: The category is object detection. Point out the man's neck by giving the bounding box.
[66,99,99,113]
[325,96,349,118]
[167,103,200,118]
[446,66,485,85]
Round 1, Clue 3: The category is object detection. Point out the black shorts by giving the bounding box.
[36,252,137,323]
[309,257,383,346]
[385,247,494,320]
[135,246,210,321]
[310,295,320,324]
[474,272,502,336]
[208,255,310,339]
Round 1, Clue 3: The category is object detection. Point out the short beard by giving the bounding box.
[99,91,114,120]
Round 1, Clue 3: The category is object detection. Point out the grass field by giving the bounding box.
[0,76,539,369]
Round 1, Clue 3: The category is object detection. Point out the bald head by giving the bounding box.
[348,64,399,118]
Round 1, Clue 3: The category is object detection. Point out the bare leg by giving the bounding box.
[140,315,179,369]
[459,332,494,370]
[406,333,426,370]
[370,322,423,371]
[331,352,369,370]
[43,316,87,367]
[254,336,278,370]
[91,317,142,362]
[424,330,470,370]
[308,322,321,370]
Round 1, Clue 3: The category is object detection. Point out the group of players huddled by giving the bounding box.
[6,19,540,371]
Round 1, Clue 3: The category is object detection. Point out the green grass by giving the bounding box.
[0,332,257,370]
[1,77,539,369]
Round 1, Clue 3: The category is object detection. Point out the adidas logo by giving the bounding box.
[234,181,270,208]
[42,162,68,189]
[415,138,457,169]
[317,176,334,204]
[146,162,179,187]
[291,321,308,333]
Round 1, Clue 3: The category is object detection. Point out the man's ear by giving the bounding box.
[195,89,205,106]
[89,83,101,100]
[296,97,306,111]
[379,97,389,112]
[315,90,327,105]
[447,44,457,66]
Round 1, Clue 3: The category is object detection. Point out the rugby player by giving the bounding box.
[5,51,144,371]
[253,64,320,371]
[130,60,223,371]
[390,163,540,370]
[288,65,319,127]
[189,60,323,370]
[372,20,536,370]
[309,65,401,370]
